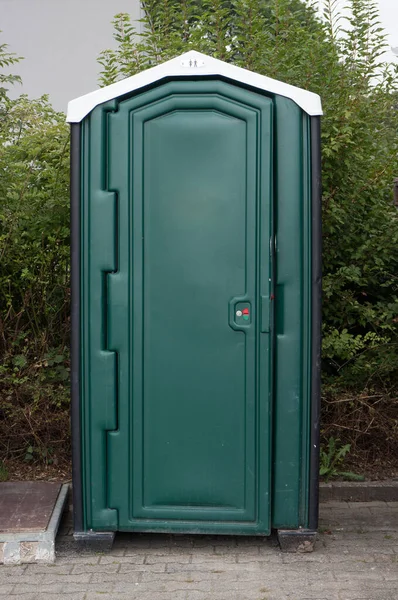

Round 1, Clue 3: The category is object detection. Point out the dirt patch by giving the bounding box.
[3,453,397,485]
[342,453,398,481]
[3,458,71,483]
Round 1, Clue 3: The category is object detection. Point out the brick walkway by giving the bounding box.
[0,501,397,600]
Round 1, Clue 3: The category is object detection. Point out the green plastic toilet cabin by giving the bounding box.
[68,50,322,551]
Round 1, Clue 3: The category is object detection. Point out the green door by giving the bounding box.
[84,80,273,534]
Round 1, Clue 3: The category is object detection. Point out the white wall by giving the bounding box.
[0,0,141,111]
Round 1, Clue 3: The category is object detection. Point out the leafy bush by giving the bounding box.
[0,38,71,468]
[1,1,398,473]
[98,0,398,469]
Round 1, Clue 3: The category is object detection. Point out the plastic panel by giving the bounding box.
[271,97,312,529]
[81,102,119,530]
[76,78,317,535]
[105,80,273,534]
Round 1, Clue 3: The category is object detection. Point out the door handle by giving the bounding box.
[228,296,251,331]
[228,296,271,332]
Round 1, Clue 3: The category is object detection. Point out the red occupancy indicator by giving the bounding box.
[242,308,249,315]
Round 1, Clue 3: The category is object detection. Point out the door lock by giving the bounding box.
[235,303,251,324]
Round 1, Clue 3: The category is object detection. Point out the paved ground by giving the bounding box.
[0,501,397,600]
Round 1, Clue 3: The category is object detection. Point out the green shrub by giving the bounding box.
[1,1,398,470]
[0,38,71,465]
[97,0,398,466]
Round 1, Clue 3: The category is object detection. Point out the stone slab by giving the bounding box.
[0,483,68,564]
[0,482,61,533]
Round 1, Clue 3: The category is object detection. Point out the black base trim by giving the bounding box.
[70,123,83,533]
[309,115,322,531]
[73,531,115,551]
[277,529,317,553]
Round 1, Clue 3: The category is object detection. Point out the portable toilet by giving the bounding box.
[67,50,322,552]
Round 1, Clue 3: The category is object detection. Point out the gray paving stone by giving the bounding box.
[97,593,186,600]
[40,573,92,584]
[337,594,396,600]
[190,556,240,568]
[36,595,85,600]
[55,553,101,565]
[7,596,37,600]
[90,570,141,584]
[0,570,28,584]
[99,546,126,556]
[85,595,132,600]
[145,553,191,563]
[214,543,256,555]
[186,593,241,600]
[98,555,144,564]
[119,561,165,573]
[237,553,282,563]
[25,564,73,575]
[0,573,44,585]
[0,585,14,595]
[3,501,398,599]
[12,583,59,595]
[72,563,120,574]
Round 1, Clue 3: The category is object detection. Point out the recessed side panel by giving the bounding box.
[272,96,313,529]
[309,116,322,531]
[140,109,250,517]
[70,123,83,534]
[80,101,119,531]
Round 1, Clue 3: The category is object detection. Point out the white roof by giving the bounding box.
[66,50,322,122]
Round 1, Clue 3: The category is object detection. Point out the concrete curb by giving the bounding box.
[320,480,398,503]
[0,483,69,565]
